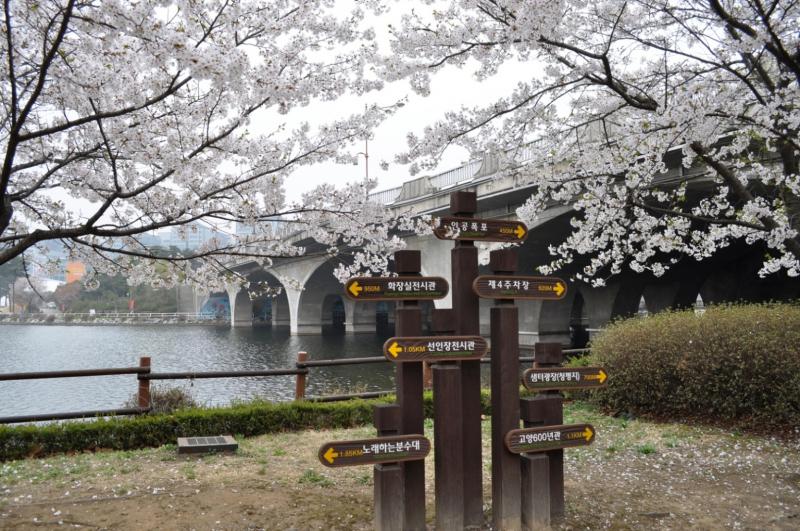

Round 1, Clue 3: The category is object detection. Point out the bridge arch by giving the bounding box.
[225,269,290,328]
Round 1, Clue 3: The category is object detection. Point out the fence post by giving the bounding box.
[295,351,308,400]
[137,357,151,410]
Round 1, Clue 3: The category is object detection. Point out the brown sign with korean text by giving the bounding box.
[472,275,567,300]
[344,276,449,301]
[522,367,608,392]
[383,335,488,362]
[433,216,528,242]
[318,434,431,468]
[505,424,595,454]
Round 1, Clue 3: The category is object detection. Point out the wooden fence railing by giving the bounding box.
[0,347,591,423]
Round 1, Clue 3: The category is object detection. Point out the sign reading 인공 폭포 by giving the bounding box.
[472,275,567,300]
[344,276,448,301]
[318,434,431,468]
[433,216,528,242]
[383,335,488,362]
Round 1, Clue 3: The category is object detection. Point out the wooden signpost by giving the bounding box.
[522,367,608,392]
[433,216,528,242]
[473,275,567,300]
[319,435,431,467]
[344,276,449,301]
[382,336,487,362]
[322,192,606,531]
[506,424,596,454]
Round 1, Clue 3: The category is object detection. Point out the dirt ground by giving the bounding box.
[1,402,798,530]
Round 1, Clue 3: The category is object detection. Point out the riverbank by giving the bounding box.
[0,314,230,326]
[1,403,798,529]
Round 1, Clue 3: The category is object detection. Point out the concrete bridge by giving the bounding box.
[210,149,800,347]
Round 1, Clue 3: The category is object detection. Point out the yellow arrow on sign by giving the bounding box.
[388,342,403,358]
[323,447,339,464]
[583,426,594,443]
[348,281,363,298]
[585,369,607,384]
[515,225,526,239]
[553,282,565,297]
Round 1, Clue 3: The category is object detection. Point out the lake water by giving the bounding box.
[0,325,397,418]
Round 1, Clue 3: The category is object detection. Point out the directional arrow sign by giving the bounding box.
[318,435,431,468]
[382,336,488,362]
[344,277,448,301]
[522,367,608,392]
[505,424,596,454]
[433,217,528,242]
[472,275,567,300]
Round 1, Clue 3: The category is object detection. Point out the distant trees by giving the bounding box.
[53,274,178,313]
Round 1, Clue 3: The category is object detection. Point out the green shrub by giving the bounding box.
[590,303,800,428]
[0,390,492,461]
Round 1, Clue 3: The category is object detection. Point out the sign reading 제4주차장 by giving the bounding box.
[472,275,567,300]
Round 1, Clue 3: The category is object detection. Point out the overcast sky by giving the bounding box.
[280,7,530,202]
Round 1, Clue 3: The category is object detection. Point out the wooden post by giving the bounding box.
[431,309,464,531]
[374,404,403,531]
[295,351,308,400]
[394,250,426,530]
[521,453,551,530]
[534,343,565,517]
[449,191,484,529]
[489,249,522,530]
[137,356,151,410]
[519,398,553,529]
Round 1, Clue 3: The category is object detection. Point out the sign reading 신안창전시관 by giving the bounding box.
[318,435,431,468]
[383,335,488,362]
[344,276,448,301]
[505,424,596,454]
[472,275,567,300]
[433,216,528,242]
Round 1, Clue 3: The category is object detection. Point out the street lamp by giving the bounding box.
[356,102,405,180]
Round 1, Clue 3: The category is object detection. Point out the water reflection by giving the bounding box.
[0,325,395,417]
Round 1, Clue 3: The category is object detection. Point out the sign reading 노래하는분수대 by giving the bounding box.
[505,424,596,454]
[318,435,431,468]
[383,335,488,362]
[472,275,567,300]
[344,276,448,301]
[522,367,608,392]
[433,216,528,242]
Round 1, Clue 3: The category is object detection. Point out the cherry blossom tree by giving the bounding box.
[382,0,800,283]
[1,0,409,290]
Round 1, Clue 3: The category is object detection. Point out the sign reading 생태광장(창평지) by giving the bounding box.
[472,275,567,300]
[344,276,449,301]
[433,216,528,242]
[522,367,608,391]
[383,336,488,362]
[318,435,431,467]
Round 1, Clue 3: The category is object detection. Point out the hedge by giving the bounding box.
[589,303,800,428]
[0,390,492,461]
